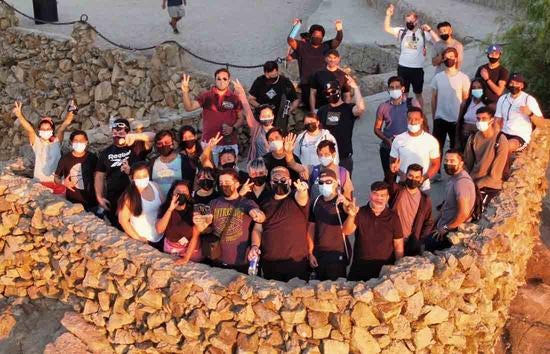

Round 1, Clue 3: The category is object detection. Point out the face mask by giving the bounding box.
[408,124,421,133]
[508,86,521,95]
[487,56,499,64]
[389,89,402,100]
[444,164,459,176]
[39,130,53,140]
[157,146,173,157]
[134,177,149,190]
[198,179,214,191]
[181,139,196,149]
[319,156,333,167]
[476,120,490,132]
[260,118,274,127]
[221,162,236,169]
[327,92,341,104]
[221,185,234,198]
[177,193,190,206]
[319,183,334,198]
[305,123,318,132]
[272,181,290,196]
[72,142,87,153]
[311,37,322,46]
[251,176,267,186]
[439,34,450,41]
[270,140,283,152]
[444,59,456,68]
[471,89,483,99]
[405,178,421,189]
[406,22,415,30]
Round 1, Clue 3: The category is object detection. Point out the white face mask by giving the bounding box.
[39,130,53,140]
[389,89,403,100]
[408,124,422,133]
[269,140,283,152]
[476,121,490,132]
[72,142,87,153]
[134,177,150,190]
[319,156,333,167]
[319,183,334,198]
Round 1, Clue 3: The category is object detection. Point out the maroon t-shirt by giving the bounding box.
[197,88,242,145]
[164,207,194,243]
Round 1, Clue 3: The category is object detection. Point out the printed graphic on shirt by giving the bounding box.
[221,101,235,110]
[107,150,131,168]
[69,163,84,190]
[326,112,341,126]
[266,88,277,100]
[212,206,246,242]
[403,35,419,50]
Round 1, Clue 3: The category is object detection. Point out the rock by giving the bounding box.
[312,324,332,339]
[252,302,280,324]
[308,311,329,329]
[137,290,163,309]
[44,201,66,216]
[44,332,89,354]
[0,310,16,340]
[413,327,433,350]
[177,318,200,339]
[296,323,312,338]
[351,302,380,327]
[106,311,134,332]
[60,312,113,353]
[321,339,349,354]
[303,298,338,313]
[373,280,400,302]
[148,269,171,289]
[351,326,380,354]
[423,306,449,325]
[280,305,307,324]
[404,292,424,321]
[94,81,113,102]
[237,332,259,352]
[389,315,411,340]
[59,59,73,72]
[31,208,46,229]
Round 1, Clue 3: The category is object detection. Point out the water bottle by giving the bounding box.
[248,255,259,276]
[289,19,302,38]
[309,270,318,281]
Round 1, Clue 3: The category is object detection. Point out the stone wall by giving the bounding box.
[0,120,548,353]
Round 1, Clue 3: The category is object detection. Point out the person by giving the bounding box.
[385,162,434,256]
[192,167,219,205]
[151,130,182,198]
[474,44,509,109]
[308,140,353,201]
[287,19,344,111]
[309,49,352,111]
[431,21,464,73]
[199,132,249,183]
[344,181,404,281]
[178,125,203,186]
[248,61,299,130]
[161,0,186,34]
[431,47,470,177]
[425,150,476,252]
[294,112,339,166]
[456,79,486,150]
[390,107,440,191]
[95,118,154,228]
[317,76,366,175]
[384,4,437,107]
[240,158,272,207]
[118,162,164,251]
[54,130,98,212]
[12,100,76,191]
[464,107,509,207]
[495,73,545,154]
[156,180,203,264]
[249,166,310,281]
[207,168,265,273]
[181,69,244,164]
[308,168,352,280]
[263,128,307,181]
[374,76,422,174]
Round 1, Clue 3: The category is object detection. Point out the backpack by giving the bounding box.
[399,28,426,56]
[469,131,511,182]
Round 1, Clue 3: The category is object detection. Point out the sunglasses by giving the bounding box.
[216,77,229,81]
[112,123,129,130]
[272,178,288,184]
[318,180,334,185]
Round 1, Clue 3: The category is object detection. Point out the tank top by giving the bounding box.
[130,183,163,242]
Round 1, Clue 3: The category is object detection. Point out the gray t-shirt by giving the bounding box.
[431,71,470,123]
[32,134,61,183]
[438,170,476,228]
[394,189,421,237]
[433,39,464,73]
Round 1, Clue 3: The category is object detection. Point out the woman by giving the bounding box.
[192,167,219,205]
[178,125,203,186]
[240,158,271,207]
[118,162,164,250]
[156,180,203,264]
[456,78,486,150]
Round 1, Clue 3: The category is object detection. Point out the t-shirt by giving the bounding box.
[376,96,421,147]
[391,27,432,68]
[437,170,476,228]
[249,75,298,114]
[262,152,302,181]
[309,68,351,108]
[431,71,471,122]
[164,207,194,243]
[495,92,542,144]
[390,131,440,190]
[353,206,403,262]
[55,152,98,208]
[192,190,220,206]
[260,193,309,261]
[209,197,258,266]
[167,0,183,6]
[318,103,358,158]
[464,132,509,190]
[96,144,142,200]
[474,64,510,105]
[152,155,182,198]
[243,186,272,208]
[31,135,61,183]
[394,189,421,237]
[309,196,347,254]
[294,129,339,166]
[463,100,485,125]
[197,88,243,144]
[294,40,339,84]
[433,39,464,73]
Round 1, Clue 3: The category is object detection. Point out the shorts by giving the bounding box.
[502,133,527,151]
[397,65,424,94]
[168,5,185,18]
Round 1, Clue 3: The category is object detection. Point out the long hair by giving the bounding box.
[118,161,149,217]
[158,179,191,217]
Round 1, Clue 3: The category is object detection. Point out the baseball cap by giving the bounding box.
[319,168,337,180]
[486,44,503,54]
[509,72,526,84]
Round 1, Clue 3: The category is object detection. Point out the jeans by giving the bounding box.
[379,144,391,176]
[261,258,310,282]
[433,119,457,164]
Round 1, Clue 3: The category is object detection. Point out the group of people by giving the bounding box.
[12,4,544,283]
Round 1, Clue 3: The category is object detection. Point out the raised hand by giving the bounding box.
[181,73,191,93]
[389,158,401,174]
[120,159,130,175]
[67,99,78,114]
[346,75,359,90]
[168,193,179,211]
[239,178,254,197]
[335,19,343,31]
[344,197,359,217]
[421,24,432,32]
[231,79,245,97]
[283,132,297,153]
[292,18,301,26]
[12,101,23,117]
[386,4,394,16]
[293,179,309,193]
[207,132,223,149]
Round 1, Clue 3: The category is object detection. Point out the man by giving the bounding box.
[161,0,186,34]
[249,166,310,281]
[343,181,404,281]
[287,19,344,111]
[432,21,464,73]
[474,44,509,109]
[495,73,544,154]
[248,61,299,130]
[385,162,433,256]
[181,69,245,165]
[390,107,440,191]
[431,47,470,177]
[425,150,476,252]
[308,168,352,280]
[317,77,366,175]
[384,4,437,106]
[294,112,339,166]
[200,135,249,183]
[151,130,182,198]
[94,118,154,228]
[309,49,352,110]
[263,128,307,181]
[374,76,421,174]
[208,169,265,273]
[308,140,353,201]
[54,130,98,212]
[464,107,509,207]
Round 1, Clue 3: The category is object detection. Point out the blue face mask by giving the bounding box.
[471,89,483,99]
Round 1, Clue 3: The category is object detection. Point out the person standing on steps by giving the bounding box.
[432,21,464,74]
[161,0,186,34]
[474,44,509,110]
[309,49,352,111]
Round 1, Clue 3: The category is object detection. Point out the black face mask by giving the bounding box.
[305,123,318,132]
[181,139,196,149]
[311,37,323,46]
[444,164,459,176]
[272,181,290,196]
[157,146,173,157]
[406,22,415,30]
[439,34,450,41]
[221,162,236,169]
[265,76,277,85]
[326,91,341,104]
[221,185,234,197]
[508,86,521,95]
[405,178,422,189]
[487,56,499,64]
[177,193,190,206]
[444,59,456,68]
[251,176,267,186]
[198,179,214,191]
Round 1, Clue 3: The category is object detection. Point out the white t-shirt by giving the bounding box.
[31,134,61,183]
[391,27,432,68]
[152,154,182,198]
[294,129,339,166]
[431,71,471,122]
[464,100,485,125]
[495,92,542,144]
[390,131,440,190]
[130,183,163,243]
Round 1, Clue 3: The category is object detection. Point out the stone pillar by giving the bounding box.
[0,2,19,30]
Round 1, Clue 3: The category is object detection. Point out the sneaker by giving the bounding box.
[173,27,179,34]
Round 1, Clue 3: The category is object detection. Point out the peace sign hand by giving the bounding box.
[12,101,23,117]
[231,79,246,97]
[207,132,223,149]
[239,178,254,197]
[344,197,359,217]
[293,179,309,193]
[181,73,191,93]
[346,75,359,90]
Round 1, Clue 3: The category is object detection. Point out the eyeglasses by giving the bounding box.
[112,123,129,131]
[272,178,288,184]
[318,180,334,185]
[216,77,229,81]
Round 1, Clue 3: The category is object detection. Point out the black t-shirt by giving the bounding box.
[474,64,510,105]
[249,75,298,113]
[55,152,98,208]
[243,186,272,208]
[310,69,351,108]
[318,103,357,158]
[164,207,194,243]
[96,144,143,199]
[353,206,403,262]
[261,192,309,261]
[294,41,335,84]
[309,196,347,254]
[262,152,302,181]
[192,190,220,206]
